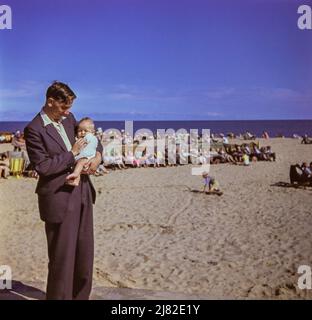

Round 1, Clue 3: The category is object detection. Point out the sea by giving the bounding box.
[0,120,311,137]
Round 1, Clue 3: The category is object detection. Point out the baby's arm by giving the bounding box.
[203,183,207,193]
[66,158,89,186]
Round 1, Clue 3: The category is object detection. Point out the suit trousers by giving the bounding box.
[45,175,94,300]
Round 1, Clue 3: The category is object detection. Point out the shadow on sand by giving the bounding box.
[271,181,312,190]
[187,188,223,196]
[0,281,45,300]
[0,282,213,300]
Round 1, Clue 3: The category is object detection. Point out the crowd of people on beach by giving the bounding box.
[92,128,278,174]
[208,142,276,166]
[0,130,34,179]
[0,127,310,180]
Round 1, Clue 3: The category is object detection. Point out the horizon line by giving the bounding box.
[0,119,312,122]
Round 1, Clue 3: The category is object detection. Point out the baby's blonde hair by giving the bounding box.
[76,117,95,134]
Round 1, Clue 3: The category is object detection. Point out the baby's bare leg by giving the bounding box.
[66,158,88,186]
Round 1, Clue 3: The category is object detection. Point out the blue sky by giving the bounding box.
[0,0,311,120]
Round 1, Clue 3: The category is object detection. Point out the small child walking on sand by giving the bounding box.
[202,171,223,196]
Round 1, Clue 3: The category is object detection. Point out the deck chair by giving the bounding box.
[289,165,310,185]
[250,141,260,149]
[8,151,26,178]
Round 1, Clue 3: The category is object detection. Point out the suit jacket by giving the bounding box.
[24,112,103,223]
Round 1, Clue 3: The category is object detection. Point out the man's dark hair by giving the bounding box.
[46,81,77,103]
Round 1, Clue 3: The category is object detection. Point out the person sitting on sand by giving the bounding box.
[155,150,166,167]
[252,145,260,160]
[262,131,269,139]
[222,136,229,145]
[217,148,235,164]
[244,131,256,140]
[263,146,276,161]
[301,162,312,179]
[197,148,208,165]
[301,134,311,144]
[145,153,156,167]
[95,164,109,175]
[202,172,222,195]
[260,147,269,161]
[232,145,243,162]
[210,134,218,143]
[123,150,135,168]
[242,144,252,158]
[66,117,98,186]
[12,131,26,152]
[113,151,126,170]
[134,148,143,168]
[0,153,10,179]
[242,153,250,166]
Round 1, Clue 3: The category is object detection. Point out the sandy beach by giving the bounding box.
[0,138,312,299]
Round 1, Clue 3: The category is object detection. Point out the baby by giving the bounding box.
[202,171,222,196]
[66,117,98,186]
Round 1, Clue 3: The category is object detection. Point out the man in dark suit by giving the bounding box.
[24,81,103,300]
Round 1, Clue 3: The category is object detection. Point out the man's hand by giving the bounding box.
[82,152,102,175]
[71,138,87,156]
